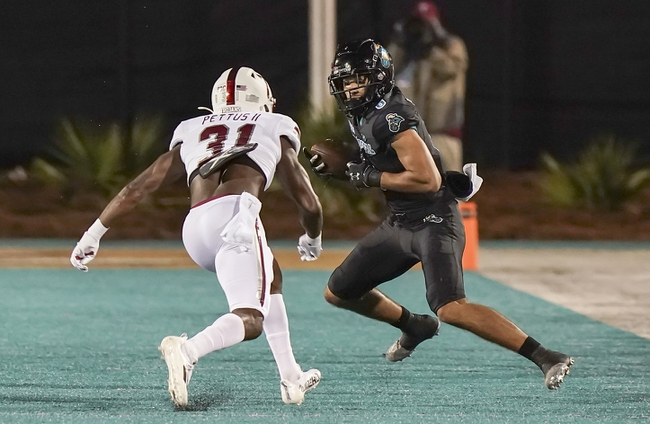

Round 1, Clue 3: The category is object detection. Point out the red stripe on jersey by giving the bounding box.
[226,67,238,105]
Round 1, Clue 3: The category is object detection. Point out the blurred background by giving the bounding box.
[1,0,650,240]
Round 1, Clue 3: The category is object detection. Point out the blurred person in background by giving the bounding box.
[389,0,468,171]
[306,38,573,390]
[70,67,323,408]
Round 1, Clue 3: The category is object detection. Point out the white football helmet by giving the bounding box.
[207,66,276,114]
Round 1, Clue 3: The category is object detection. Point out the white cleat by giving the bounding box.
[280,368,321,405]
[158,334,195,408]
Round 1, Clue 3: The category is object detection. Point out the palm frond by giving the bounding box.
[30,114,167,199]
[539,134,650,211]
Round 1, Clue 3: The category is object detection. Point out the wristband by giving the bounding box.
[365,168,383,188]
[87,219,109,239]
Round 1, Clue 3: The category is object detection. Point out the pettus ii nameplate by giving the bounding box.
[198,143,258,179]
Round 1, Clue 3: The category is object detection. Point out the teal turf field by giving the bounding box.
[0,268,648,423]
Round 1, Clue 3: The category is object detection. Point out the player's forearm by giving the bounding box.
[380,170,442,193]
[298,204,323,239]
[286,171,323,238]
[98,170,161,227]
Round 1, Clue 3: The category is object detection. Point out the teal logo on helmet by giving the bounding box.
[378,46,390,68]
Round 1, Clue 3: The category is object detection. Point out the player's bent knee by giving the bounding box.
[232,308,264,340]
[435,301,462,324]
[326,268,363,306]
[324,284,367,310]
[324,285,348,307]
[436,306,453,324]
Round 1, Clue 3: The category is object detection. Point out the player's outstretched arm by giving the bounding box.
[275,137,323,261]
[98,146,185,227]
[70,146,185,271]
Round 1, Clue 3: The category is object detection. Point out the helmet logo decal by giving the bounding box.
[386,113,405,133]
[378,46,391,68]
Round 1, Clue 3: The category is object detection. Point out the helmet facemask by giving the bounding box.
[329,71,384,117]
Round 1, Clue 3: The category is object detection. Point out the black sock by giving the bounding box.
[390,307,412,330]
[518,336,542,360]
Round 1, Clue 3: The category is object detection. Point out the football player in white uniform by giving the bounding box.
[70,67,323,408]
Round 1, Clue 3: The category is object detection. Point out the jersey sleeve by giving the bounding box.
[169,121,185,150]
[274,114,301,152]
[371,100,419,146]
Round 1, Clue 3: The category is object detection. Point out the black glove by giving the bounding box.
[444,171,473,198]
[346,161,382,189]
[302,147,332,179]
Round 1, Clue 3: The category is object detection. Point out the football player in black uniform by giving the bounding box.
[305,39,573,390]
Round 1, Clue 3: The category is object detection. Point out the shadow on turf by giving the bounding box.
[175,390,234,412]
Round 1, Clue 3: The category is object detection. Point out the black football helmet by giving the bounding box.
[328,39,395,117]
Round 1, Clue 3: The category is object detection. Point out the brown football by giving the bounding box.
[309,139,360,179]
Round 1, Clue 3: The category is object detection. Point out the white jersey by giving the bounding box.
[169,111,301,190]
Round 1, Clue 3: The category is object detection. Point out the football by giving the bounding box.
[308,139,359,180]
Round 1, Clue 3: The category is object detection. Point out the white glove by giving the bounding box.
[297,233,322,262]
[220,192,262,251]
[70,219,109,272]
[458,163,484,202]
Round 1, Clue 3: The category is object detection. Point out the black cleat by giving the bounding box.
[541,352,574,389]
[384,315,441,362]
[531,346,575,389]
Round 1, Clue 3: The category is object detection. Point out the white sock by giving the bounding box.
[263,294,302,383]
[184,313,245,363]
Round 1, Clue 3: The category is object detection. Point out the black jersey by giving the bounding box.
[347,87,456,214]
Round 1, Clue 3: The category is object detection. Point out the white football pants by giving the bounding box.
[182,194,273,317]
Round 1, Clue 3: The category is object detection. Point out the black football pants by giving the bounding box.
[328,206,466,314]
